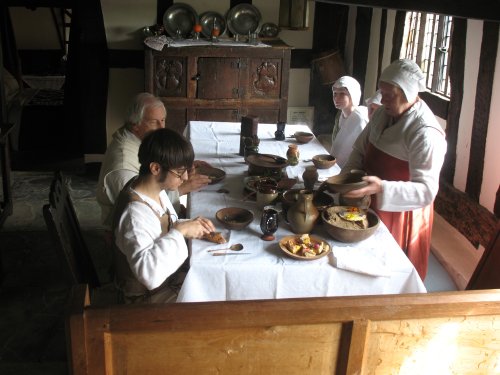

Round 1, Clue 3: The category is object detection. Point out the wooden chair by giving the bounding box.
[67,284,500,375]
[43,171,100,289]
[467,221,500,289]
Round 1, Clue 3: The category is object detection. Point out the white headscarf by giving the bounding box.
[365,90,382,106]
[379,59,426,102]
[332,76,362,106]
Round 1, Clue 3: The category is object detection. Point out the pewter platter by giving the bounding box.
[259,22,280,38]
[163,3,199,38]
[226,4,261,36]
[199,11,226,38]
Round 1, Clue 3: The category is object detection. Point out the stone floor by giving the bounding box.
[0,163,106,375]
[0,162,457,374]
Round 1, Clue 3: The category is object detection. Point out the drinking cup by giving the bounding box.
[256,187,278,209]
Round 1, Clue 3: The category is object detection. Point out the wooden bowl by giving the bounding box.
[321,206,379,243]
[216,207,254,230]
[325,170,367,194]
[293,131,314,144]
[312,154,337,169]
[245,153,288,178]
[195,166,226,184]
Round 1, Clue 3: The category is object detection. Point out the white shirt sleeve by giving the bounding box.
[103,169,137,204]
[378,125,447,211]
[115,194,188,290]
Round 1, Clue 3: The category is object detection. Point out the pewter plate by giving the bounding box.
[199,11,226,38]
[163,3,199,38]
[259,22,280,38]
[226,4,261,36]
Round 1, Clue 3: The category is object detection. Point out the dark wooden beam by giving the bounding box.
[5,0,73,7]
[442,18,466,184]
[352,7,372,98]
[314,0,500,22]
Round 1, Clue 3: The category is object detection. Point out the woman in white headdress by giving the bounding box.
[330,76,369,167]
[341,59,447,279]
[365,90,382,119]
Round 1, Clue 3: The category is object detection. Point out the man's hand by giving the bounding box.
[193,160,212,169]
[178,172,211,195]
[173,216,215,239]
[342,176,383,198]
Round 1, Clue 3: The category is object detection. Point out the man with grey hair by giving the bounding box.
[97,92,210,229]
[342,59,447,279]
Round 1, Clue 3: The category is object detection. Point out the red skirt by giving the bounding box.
[364,142,434,279]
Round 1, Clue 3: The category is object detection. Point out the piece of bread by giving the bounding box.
[202,231,227,244]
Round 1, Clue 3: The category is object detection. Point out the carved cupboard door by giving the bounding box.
[153,57,187,97]
[197,57,241,99]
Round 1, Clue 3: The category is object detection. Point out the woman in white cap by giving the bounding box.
[330,76,369,167]
[365,90,382,119]
[341,59,447,279]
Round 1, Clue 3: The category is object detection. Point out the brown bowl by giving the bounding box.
[245,153,288,178]
[293,131,314,144]
[216,207,254,230]
[312,154,337,169]
[325,170,368,194]
[195,166,226,184]
[276,177,297,190]
[321,206,380,243]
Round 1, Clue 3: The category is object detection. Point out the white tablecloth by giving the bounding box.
[177,121,426,302]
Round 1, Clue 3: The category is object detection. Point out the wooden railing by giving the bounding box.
[67,285,500,375]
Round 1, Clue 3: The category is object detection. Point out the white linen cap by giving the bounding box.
[365,90,382,106]
[332,76,362,105]
[379,59,426,102]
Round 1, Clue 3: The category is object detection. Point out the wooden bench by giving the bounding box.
[67,285,500,374]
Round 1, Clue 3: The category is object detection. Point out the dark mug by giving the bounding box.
[275,121,286,140]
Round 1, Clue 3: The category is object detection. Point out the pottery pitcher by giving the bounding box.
[286,190,319,234]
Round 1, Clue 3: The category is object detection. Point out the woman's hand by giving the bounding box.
[342,175,383,198]
[173,216,215,239]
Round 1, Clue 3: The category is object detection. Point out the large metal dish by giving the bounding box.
[259,22,280,38]
[199,11,226,38]
[163,3,199,38]
[226,3,261,36]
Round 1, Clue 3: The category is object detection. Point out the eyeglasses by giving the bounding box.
[169,169,188,179]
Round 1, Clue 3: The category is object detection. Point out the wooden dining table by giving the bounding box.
[176,121,426,302]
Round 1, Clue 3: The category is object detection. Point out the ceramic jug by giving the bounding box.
[286,144,300,166]
[302,166,318,191]
[286,190,319,234]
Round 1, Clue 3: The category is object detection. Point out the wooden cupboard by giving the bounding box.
[144,42,291,133]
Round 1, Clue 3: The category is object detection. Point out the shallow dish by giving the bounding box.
[279,234,331,260]
[163,3,199,38]
[195,166,226,184]
[244,176,277,192]
[216,207,254,230]
[226,3,261,36]
[312,154,337,169]
[325,170,368,194]
[245,153,288,178]
[199,11,226,38]
[321,206,380,243]
[293,131,314,144]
